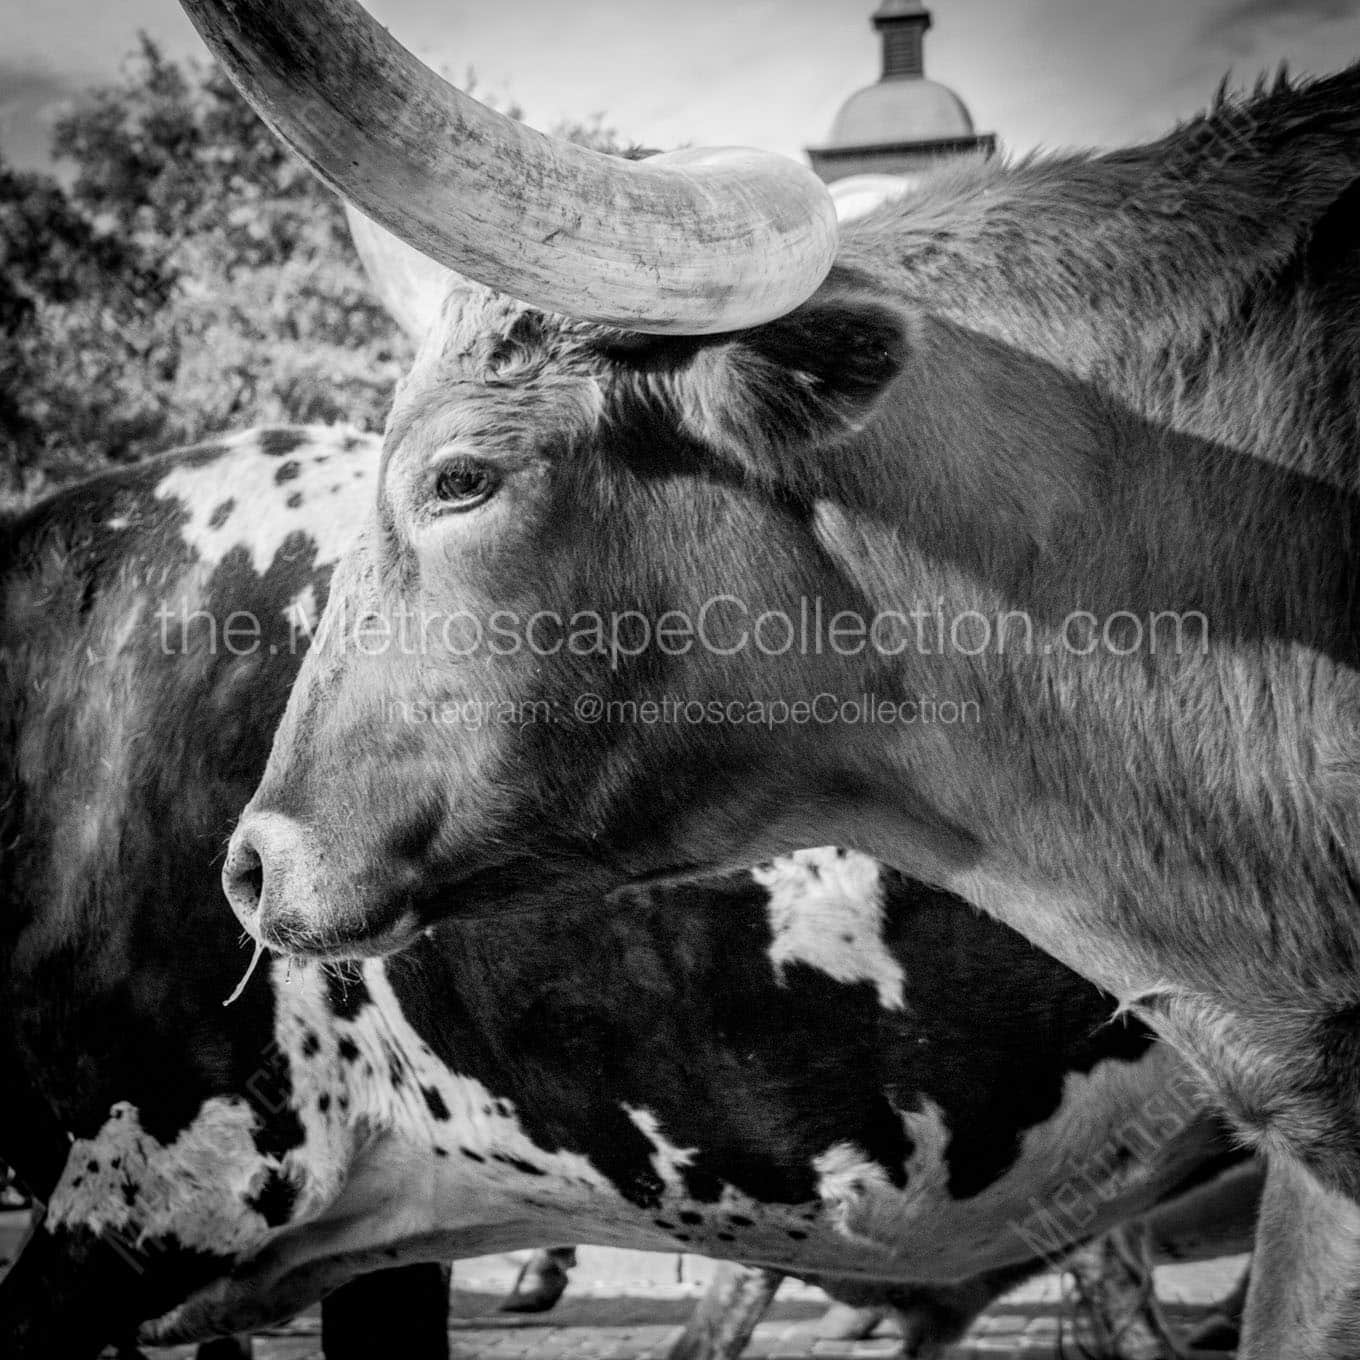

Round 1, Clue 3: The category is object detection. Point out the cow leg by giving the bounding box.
[499,1245,578,1314]
[815,1302,886,1340]
[1238,1156,1360,1360]
[1141,1159,1263,1266]
[320,1262,451,1360]
[1188,1262,1248,1353]
[0,1071,74,1205]
[811,1278,894,1344]
[0,1223,147,1359]
[195,1338,253,1359]
[1065,1224,1179,1360]
[666,1263,782,1360]
[883,1264,1043,1359]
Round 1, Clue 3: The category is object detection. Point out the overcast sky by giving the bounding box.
[3,0,1359,173]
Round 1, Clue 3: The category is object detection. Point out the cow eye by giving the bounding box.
[432,458,500,510]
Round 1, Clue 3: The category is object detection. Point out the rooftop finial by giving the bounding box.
[873,0,932,80]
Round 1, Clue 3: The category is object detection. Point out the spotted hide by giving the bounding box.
[143,845,1246,1345]
[0,428,448,1358]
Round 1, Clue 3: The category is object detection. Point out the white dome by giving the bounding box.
[828,78,975,147]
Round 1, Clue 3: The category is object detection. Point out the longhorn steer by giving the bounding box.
[186,5,1360,1353]
[0,432,1253,1357]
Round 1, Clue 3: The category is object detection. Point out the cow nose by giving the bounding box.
[222,831,265,923]
[223,811,316,934]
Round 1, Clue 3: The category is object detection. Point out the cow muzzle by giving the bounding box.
[223,811,316,941]
[223,811,418,958]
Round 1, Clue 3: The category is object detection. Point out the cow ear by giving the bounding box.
[670,294,911,485]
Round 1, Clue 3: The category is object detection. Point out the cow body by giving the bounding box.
[223,69,1360,1357]
[140,850,1241,1341]
[1,422,376,1197]
[0,435,1251,1352]
[0,427,456,1356]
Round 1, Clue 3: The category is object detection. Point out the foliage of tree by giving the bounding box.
[0,37,410,499]
[0,38,624,501]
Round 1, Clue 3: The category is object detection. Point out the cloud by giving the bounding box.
[0,63,76,110]
[1205,0,1360,49]
[0,63,81,169]
[1216,0,1358,22]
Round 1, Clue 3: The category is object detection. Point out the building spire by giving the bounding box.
[806,1,995,185]
[873,0,932,80]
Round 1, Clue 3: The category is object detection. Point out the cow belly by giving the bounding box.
[142,1042,1226,1342]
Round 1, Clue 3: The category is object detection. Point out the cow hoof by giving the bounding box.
[499,1264,571,1314]
[816,1304,885,1340]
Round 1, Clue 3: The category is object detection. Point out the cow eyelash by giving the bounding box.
[430,457,501,511]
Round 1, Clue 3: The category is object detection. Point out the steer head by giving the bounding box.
[223,270,926,954]
[186,0,962,955]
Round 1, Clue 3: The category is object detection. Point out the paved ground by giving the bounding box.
[127,1257,1246,1359]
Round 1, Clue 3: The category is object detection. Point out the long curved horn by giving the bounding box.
[178,0,837,334]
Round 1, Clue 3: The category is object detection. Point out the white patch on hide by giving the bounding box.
[283,584,319,637]
[621,1106,699,1190]
[273,960,617,1202]
[47,1098,279,1255]
[154,426,379,575]
[811,1139,901,1247]
[755,848,906,1010]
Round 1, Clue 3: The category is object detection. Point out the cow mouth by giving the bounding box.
[254,902,423,961]
[258,861,601,958]
[175,0,837,335]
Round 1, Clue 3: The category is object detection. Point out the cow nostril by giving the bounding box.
[242,856,263,906]
[224,837,265,920]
